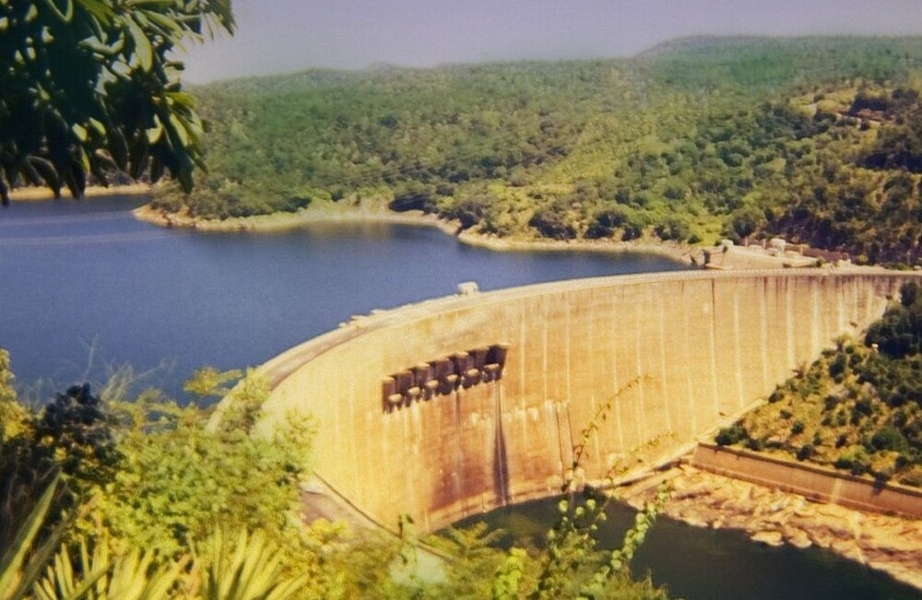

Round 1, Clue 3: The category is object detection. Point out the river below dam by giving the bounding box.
[0,196,918,599]
[467,497,921,600]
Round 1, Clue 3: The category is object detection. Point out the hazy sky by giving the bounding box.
[180,0,922,83]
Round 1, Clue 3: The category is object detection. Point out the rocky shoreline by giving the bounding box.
[0,186,834,270]
[8,183,152,202]
[133,200,707,265]
[622,464,922,592]
[134,201,877,272]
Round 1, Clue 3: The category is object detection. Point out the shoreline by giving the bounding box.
[133,201,865,270]
[10,191,817,270]
[622,463,922,592]
[8,183,152,202]
[132,201,704,265]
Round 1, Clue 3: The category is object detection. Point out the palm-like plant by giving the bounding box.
[31,536,188,600]
[195,529,310,600]
[0,477,64,600]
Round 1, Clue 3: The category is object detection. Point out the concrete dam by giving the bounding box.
[250,269,920,534]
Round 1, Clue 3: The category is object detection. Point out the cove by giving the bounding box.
[0,196,687,398]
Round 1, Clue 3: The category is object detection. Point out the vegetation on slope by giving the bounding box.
[150,36,922,264]
[716,282,922,487]
[0,358,670,599]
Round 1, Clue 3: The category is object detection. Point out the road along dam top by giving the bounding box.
[232,268,921,534]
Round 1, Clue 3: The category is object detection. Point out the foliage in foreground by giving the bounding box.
[0,0,235,204]
[0,359,670,599]
[717,282,922,487]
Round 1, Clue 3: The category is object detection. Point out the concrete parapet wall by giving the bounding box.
[255,269,920,533]
[692,443,922,518]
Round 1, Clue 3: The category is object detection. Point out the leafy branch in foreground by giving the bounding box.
[511,377,671,600]
[0,0,235,203]
[2,354,670,598]
[0,476,63,600]
[87,369,315,558]
[193,529,310,600]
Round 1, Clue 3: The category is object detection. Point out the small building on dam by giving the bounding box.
[226,269,921,534]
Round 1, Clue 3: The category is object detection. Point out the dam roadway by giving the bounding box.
[239,268,922,534]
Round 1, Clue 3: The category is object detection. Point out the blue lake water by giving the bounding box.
[0,196,918,599]
[0,196,687,399]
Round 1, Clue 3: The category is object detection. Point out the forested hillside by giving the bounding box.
[717,281,922,488]
[152,37,922,264]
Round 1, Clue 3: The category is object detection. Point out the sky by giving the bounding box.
[180,0,922,83]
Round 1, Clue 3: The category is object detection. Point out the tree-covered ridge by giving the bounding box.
[717,282,922,488]
[151,37,922,264]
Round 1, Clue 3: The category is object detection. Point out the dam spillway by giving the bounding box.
[251,269,920,534]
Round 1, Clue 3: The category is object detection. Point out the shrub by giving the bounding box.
[828,353,847,379]
[716,423,748,446]
[870,425,909,452]
[746,437,765,451]
[653,216,691,242]
[768,388,785,403]
[586,207,629,239]
[528,208,577,240]
[447,194,495,230]
[389,187,437,213]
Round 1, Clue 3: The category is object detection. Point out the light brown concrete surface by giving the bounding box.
[244,269,922,534]
[692,444,922,518]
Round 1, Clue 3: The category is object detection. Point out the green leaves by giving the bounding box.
[40,0,74,22]
[197,529,310,600]
[183,366,244,398]
[124,16,153,72]
[0,0,235,204]
[87,370,313,560]
[0,477,62,600]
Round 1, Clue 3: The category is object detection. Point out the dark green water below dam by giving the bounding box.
[462,497,922,600]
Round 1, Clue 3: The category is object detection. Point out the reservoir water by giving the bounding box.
[0,196,686,398]
[0,197,918,599]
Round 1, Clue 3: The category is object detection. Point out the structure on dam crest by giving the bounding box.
[247,269,921,534]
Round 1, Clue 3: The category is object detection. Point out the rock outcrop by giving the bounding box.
[623,464,922,591]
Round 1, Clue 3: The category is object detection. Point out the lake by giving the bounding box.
[0,196,686,399]
[0,197,918,599]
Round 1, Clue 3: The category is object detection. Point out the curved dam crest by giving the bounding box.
[245,269,921,534]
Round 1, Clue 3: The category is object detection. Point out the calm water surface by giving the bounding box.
[0,196,686,397]
[472,497,922,600]
[1,197,918,599]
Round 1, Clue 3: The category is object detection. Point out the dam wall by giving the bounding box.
[255,270,918,534]
[692,444,922,518]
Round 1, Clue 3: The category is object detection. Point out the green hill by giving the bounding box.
[717,281,922,488]
[152,36,922,264]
